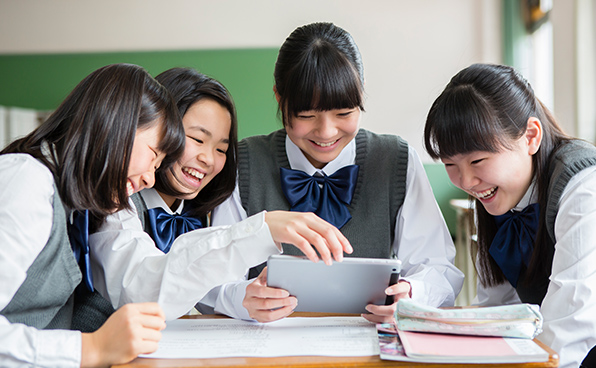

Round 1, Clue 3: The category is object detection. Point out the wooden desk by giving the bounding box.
[113,313,559,368]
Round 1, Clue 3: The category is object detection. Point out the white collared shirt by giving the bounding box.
[89,187,281,320]
[205,132,465,320]
[0,153,81,368]
[474,167,596,368]
[139,187,184,215]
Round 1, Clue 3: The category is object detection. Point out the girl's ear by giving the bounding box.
[525,117,543,155]
[273,85,281,104]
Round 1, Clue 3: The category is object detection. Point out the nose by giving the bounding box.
[459,167,480,191]
[315,114,338,139]
[197,148,214,167]
[139,171,156,190]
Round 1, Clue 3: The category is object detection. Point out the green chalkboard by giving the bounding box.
[0,48,281,139]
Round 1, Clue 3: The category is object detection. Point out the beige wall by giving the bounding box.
[0,0,503,162]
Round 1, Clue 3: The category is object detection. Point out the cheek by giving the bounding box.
[445,168,461,188]
[181,138,198,163]
[343,117,360,135]
[286,120,310,139]
[127,154,150,177]
[213,155,227,176]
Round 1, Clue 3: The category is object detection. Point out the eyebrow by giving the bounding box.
[188,126,230,144]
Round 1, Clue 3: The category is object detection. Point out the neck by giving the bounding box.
[158,191,179,211]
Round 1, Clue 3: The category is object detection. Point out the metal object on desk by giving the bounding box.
[450,198,477,306]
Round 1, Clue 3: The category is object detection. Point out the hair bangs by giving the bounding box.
[285,43,364,118]
[425,85,510,159]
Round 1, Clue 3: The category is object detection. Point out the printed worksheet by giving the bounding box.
[142,316,380,359]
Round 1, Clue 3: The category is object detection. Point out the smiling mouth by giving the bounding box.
[182,167,205,181]
[472,187,497,200]
[313,139,339,147]
[127,181,134,196]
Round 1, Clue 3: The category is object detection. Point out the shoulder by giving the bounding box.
[357,129,408,152]
[241,129,285,146]
[560,165,596,200]
[239,129,286,162]
[0,153,54,194]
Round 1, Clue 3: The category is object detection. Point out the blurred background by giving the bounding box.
[1,0,595,239]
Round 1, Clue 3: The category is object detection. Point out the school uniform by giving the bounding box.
[0,154,81,367]
[474,140,596,368]
[203,129,464,320]
[89,187,283,320]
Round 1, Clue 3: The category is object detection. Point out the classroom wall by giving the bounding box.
[0,0,498,233]
[0,0,503,159]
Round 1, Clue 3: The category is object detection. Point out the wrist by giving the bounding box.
[80,333,102,368]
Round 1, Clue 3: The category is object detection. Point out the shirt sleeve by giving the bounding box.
[195,279,255,321]
[473,279,521,306]
[537,166,596,368]
[393,147,465,307]
[0,154,81,368]
[197,185,259,320]
[90,201,280,320]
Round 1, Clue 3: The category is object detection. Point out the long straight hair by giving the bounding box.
[154,67,238,218]
[274,22,365,127]
[424,63,570,287]
[1,63,185,230]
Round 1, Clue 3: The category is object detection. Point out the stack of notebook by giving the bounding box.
[378,299,554,364]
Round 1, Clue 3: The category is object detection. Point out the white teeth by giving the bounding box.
[183,167,205,180]
[473,187,497,200]
[126,181,134,196]
[314,140,337,147]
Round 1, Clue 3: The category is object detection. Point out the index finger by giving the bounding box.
[134,302,166,319]
[306,217,353,261]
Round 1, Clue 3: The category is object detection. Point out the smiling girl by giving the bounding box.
[208,22,464,323]
[424,63,596,368]
[0,63,185,367]
[89,67,352,322]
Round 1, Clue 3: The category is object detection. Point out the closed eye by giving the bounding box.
[471,158,484,165]
[190,136,203,144]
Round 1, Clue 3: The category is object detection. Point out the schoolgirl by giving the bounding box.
[208,22,464,323]
[0,63,185,367]
[424,63,596,368]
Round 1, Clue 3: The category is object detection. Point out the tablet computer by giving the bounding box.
[266,254,402,314]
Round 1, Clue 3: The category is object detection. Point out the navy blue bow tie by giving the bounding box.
[67,210,94,292]
[489,203,540,288]
[147,208,203,253]
[280,165,359,229]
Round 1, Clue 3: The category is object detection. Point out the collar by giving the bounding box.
[285,133,357,176]
[139,188,185,214]
[513,179,538,211]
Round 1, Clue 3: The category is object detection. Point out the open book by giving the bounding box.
[378,324,551,364]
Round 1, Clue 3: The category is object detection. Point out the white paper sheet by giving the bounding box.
[142,316,380,359]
